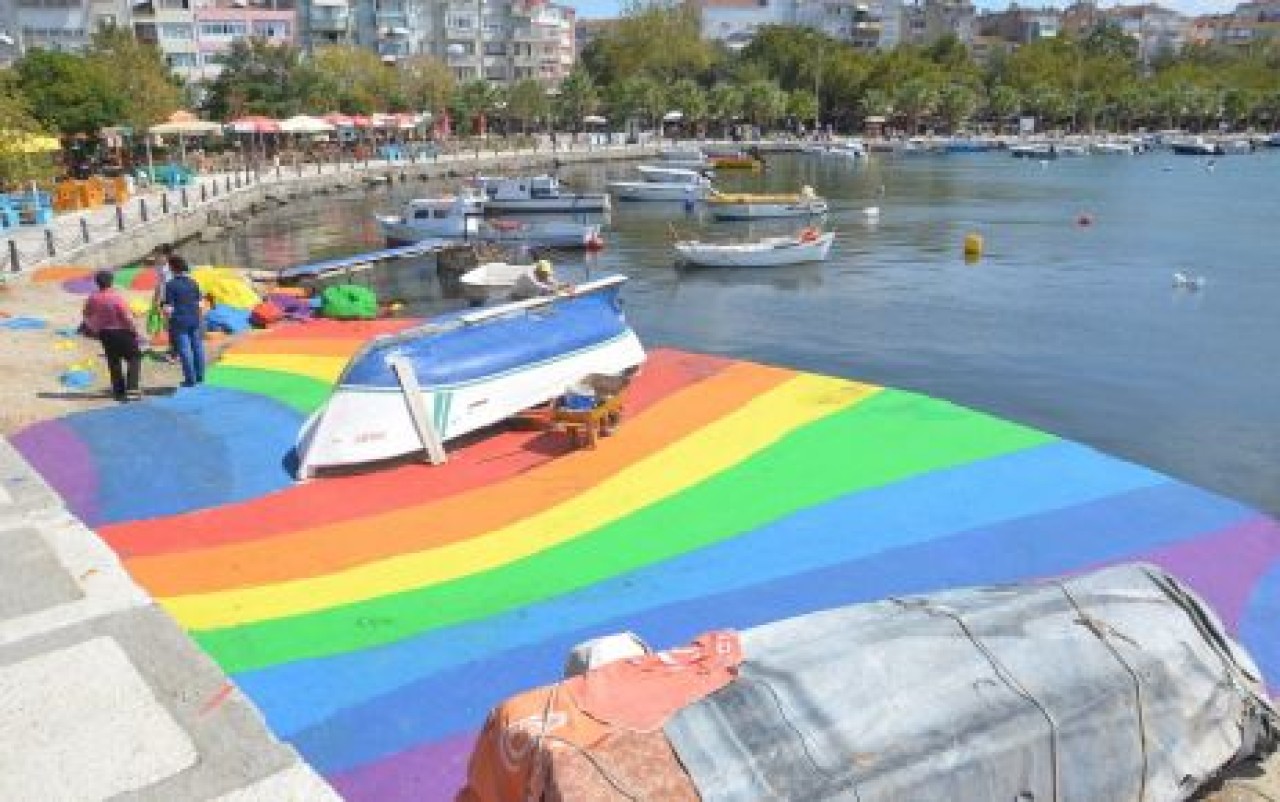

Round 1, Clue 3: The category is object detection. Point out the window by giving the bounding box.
[449,16,473,28]
[484,41,505,55]
[160,0,190,8]
[167,52,198,67]
[199,21,248,36]
[159,23,193,39]
[252,20,290,36]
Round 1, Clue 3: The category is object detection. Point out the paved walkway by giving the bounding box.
[0,436,339,801]
[2,141,665,275]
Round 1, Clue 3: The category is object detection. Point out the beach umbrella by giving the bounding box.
[349,115,373,129]
[663,110,684,123]
[583,115,607,125]
[228,116,281,134]
[4,132,61,153]
[323,113,354,127]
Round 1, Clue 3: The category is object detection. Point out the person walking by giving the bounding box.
[162,256,205,387]
[148,243,178,363]
[81,270,143,401]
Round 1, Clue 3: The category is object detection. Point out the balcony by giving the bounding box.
[308,13,350,32]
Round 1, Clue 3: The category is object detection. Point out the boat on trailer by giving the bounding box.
[295,275,645,477]
[674,228,835,267]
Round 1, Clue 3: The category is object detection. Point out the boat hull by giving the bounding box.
[379,217,600,249]
[608,181,706,202]
[675,232,835,267]
[708,200,828,221]
[297,279,645,474]
[482,196,610,214]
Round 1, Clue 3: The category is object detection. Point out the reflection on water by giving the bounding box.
[184,151,1280,516]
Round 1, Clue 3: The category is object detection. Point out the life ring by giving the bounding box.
[799,227,820,243]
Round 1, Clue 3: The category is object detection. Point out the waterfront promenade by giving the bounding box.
[4,316,1278,799]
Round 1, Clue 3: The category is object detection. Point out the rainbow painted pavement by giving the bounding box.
[10,321,1280,801]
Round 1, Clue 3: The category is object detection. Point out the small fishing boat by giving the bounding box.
[1091,140,1139,155]
[609,166,711,202]
[1010,142,1058,159]
[377,195,604,249]
[458,261,529,303]
[708,153,763,170]
[822,140,866,159]
[674,228,835,268]
[472,174,610,213]
[1170,136,1224,156]
[705,186,828,220]
[657,148,711,170]
[636,164,712,182]
[296,275,645,476]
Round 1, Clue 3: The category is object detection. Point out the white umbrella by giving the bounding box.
[583,115,607,125]
[278,115,335,134]
[663,110,684,123]
[149,120,224,135]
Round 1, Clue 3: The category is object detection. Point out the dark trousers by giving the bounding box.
[99,328,141,397]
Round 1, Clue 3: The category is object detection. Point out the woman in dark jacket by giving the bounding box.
[162,256,205,387]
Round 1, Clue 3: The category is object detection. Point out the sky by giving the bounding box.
[567,0,1243,21]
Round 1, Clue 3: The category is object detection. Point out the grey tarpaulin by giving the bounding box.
[665,564,1277,802]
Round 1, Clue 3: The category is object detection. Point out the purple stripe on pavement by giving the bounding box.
[9,421,99,524]
[329,732,474,802]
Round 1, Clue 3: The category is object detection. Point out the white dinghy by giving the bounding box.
[674,228,835,268]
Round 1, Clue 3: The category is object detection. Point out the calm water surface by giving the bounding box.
[187,150,1280,516]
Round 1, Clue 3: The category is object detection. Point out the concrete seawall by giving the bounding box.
[4,141,665,275]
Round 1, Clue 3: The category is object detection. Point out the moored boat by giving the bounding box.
[705,186,828,220]
[608,180,709,202]
[472,174,610,213]
[377,195,603,249]
[1091,140,1139,155]
[636,164,712,182]
[674,228,835,267]
[458,261,530,303]
[1010,142,1058,159]
[296,275,645,476]
[1170,136,1224,156]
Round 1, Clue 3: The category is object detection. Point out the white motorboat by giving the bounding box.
[705,186,828,220]
[1010,142,1058,159]
[1091,140,1139,155]
[822,140,867,158]
[609,180,709,202]
[674,229,835,268]
[472,174,610,214]
[296,275,645,477]
[636,164,712,183]
[377,194,603,249]
[657,147,711,170]
[458,262,530,303]
[1170,136,1224,156]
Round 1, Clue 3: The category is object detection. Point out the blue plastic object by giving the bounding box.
[59,370,95,389]
[0,316,48,330]
[560,393,597,411]
[204,304,252,334]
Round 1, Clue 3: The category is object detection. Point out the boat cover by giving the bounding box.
[339,281,631,390]
[665,563,1277,802]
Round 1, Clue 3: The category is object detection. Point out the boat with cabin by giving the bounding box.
[657,147,712,170]
[377,193,603,249]
[821,140,867,159]
[609,165,711,202]
[705,186,828,220]
[296,275,645,477]
[674,227,835,268]
[1170,136,1224,156]
[472,174,610,213]
[637,164,713,182]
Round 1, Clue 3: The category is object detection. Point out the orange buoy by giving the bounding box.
[586,234,605,252]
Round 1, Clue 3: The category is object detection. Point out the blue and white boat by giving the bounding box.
[296,275,645,476]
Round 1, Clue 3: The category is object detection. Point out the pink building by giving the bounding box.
[193,0,296,79]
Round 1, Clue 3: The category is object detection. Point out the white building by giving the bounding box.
[1,0,132,65]
[695,0,948,50]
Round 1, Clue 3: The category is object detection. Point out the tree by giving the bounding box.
[787,89,818,128]
[555,68,600,131]
[506,79,549,133]
[87,26,182,132]
[937,83,980,132]
[666,78,708,131]
[708,84,743,135]
[450,80,502,135]
[986,84,1021,132]
[0,71,57,185]
[396,56,454,115]
[16,50,120,134]
[202,39,320,119]
[314,45,398,114]
[1082,21,1139,64]
[585,1,713,86]
[894,77,939,133]
[741,79,787,128]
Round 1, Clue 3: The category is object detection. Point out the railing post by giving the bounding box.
[225,176,232,193]
[139,197,149,223]
[80,217,90,243]
[161,192,169,215]
[8,239,19,273]
[201,183,208,202]
[116,204,125,231]
[44,228,55,257]
[181,187,189,209]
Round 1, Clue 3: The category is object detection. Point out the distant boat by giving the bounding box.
[636,164,712,182]
[705,186,828,220]
[458,261,529,303]
[296,275,645,477]
[1011,143,1058,159]
[1170,137,1224,156]
[657,148,711,170]
[944,137,998,153]
[822,140,867,159]
[1091,140,1139,155]
[674,228,835,268]
[377,194,603,249]
[472,174,610,214]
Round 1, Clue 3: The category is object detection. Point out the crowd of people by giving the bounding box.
[78,243,206,402]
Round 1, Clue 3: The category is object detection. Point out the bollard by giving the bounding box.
[226,176,232,193]
[161,193,169,215]
[181,187,189,209]
[116,204,125,231]
[8,239,19,273]
[44,228,55,257]
[201,183,208,202]
[80,217,90,243]
[139,197,149,223]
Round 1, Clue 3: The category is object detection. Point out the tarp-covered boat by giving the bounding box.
[296,275,645,476]
[460,563,1278,802]
[706,186,828,220]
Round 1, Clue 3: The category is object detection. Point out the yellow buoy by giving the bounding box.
[963,232,984,259]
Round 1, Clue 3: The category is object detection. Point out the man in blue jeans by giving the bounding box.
[162,256,205,387]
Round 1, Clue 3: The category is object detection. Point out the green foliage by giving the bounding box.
[555,68,600,130]
[587,2,712,85]
[0,70,58,186]
[87,26,182,131]
[16,50,120,134]
[397,56,455,113]
[313,45,398,114]
[741,80,787,127]
[506,79,550,131]
[202,39,321,120]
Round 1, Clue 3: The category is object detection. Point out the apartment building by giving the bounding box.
[1,0,131,65]
[977,3,1061,44]
[695,0,954,50]
[431,0,574,84]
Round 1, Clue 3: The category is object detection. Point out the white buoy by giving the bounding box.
[863,206,880,219]
[1173,272,1206,290]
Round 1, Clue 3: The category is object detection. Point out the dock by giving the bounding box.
[5,321,1279,801]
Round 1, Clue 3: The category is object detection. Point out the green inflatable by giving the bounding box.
[319,284,378,320]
